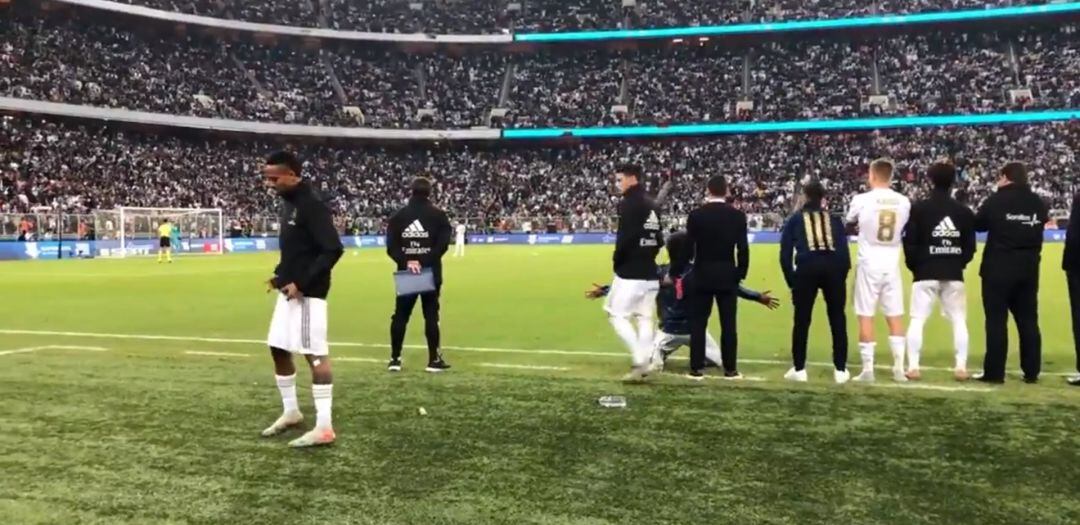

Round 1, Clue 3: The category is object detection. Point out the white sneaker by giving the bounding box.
[261,410,303,437]
[834,369,851,384]
[853,370,875,382]
[892,366,908,382]
[288,427,336,448]
[621,366,649,383]
[646,358,664,375]
[784,368,808,382]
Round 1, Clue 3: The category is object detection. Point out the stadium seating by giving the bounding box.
[1,1,1077,236]
[112,0,1051,34]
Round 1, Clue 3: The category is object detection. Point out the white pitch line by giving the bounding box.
[703,375,767,382]
[184,351,250,358]
[0,347,45,356]
[44,345,108,352]
[0,345,108,356]
[335,357,383,363]
[479,363,570,371]
[867,383,992,393]
[0,328,1074,378]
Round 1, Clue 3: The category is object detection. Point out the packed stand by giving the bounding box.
[627,46,747,124]
[114,0,1054,33]
[230,44,342,126]
[0,16,260,120]
[3,10,1076,128]
[506,50,625,127]
[3,115,1078,236]
[419,53,507,128]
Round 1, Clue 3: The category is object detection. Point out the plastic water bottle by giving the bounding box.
[598,395,627,408]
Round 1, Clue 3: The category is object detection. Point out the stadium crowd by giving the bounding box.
[113,0,1052,33]
[3,116,1077,238]
[3,13,1076,128]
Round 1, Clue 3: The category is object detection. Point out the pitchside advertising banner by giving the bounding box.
[0,231,1069,260]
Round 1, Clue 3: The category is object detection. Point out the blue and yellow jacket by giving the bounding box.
[779,204,851,288]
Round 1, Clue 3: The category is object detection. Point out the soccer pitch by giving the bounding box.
[2,245,1078,524]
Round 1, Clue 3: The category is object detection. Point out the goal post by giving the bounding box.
[99,207,225,258]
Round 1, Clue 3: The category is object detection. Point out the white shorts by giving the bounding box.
[910,280,966,322]
[603,276,660,318]
[267,295,329,356]
[853,266,904,317]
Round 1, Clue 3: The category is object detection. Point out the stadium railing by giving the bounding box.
[5,97,1077,142]
[45,0,1080,45]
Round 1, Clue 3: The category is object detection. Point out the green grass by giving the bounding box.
[1,245,1078,524]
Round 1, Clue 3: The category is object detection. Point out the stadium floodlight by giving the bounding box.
[105,207,225,258]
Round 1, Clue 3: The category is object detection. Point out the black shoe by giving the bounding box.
[972,373,1004,385]
[723,370,744,380]
[685,369,705,381]
[425,359,451,373]
[1067,375,1080,386]
[1022,376,1038,384]
[387,358,402,372]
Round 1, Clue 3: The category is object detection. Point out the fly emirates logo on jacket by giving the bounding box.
[402,220,432,256]
[640,211,660,247]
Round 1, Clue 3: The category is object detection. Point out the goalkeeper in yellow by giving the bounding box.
[157,219,174,263]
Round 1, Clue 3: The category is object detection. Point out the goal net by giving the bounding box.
[93,207,225,258]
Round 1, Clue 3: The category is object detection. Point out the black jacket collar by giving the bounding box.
[281,180,312,202]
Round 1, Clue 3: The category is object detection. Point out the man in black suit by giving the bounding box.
[973,162,1048,384]
[680,175,749,380]
[1063,192,1080,386]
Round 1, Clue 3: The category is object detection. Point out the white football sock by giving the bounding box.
[906,319,926,371]
[636,316,656,367]
[609,316,644,366]
[275,374,298,414]
[859,342,876,372]
[953,320,969,371]
[889,336,906,370]
[312,384,333,430]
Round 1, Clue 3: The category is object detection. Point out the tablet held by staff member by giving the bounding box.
[386,177,453,373]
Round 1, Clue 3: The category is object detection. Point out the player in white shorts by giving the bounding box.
[454,222,466,257]
[845,159,912,382]
[606,164,664,382]
[901,163,976,381]
[260,151,345,448]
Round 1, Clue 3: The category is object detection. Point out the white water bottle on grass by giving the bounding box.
[598,396,627,408]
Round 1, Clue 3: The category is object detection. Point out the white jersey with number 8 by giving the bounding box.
[846,188,912,272]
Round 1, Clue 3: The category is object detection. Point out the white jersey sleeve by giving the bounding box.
[845,194,864,225]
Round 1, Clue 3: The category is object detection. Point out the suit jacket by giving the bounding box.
[681,200,749,292]
[1064,192,1080,273]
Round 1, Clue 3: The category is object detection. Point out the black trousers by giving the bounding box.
[791,267,848,371]
[981,272,1041,380]
[688,287,738,373]
[390,288,441,361]
[1068,272,1080,374]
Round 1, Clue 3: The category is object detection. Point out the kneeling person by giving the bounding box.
[588,231,778,370]
[260,151,345,448]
